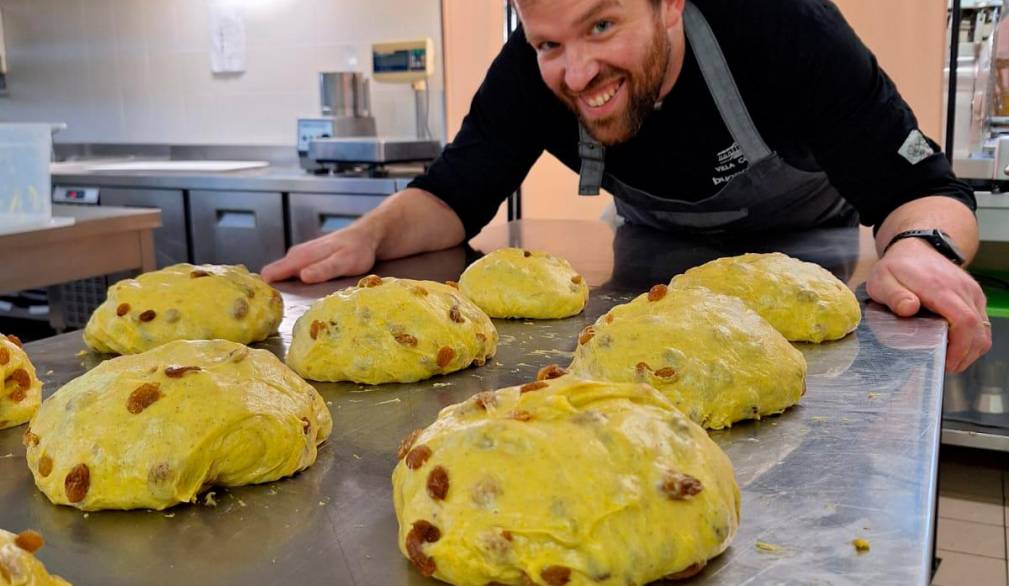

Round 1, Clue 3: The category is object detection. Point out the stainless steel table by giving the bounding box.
[0,220,946,585]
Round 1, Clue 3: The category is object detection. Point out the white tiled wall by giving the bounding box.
[0,0,446,145]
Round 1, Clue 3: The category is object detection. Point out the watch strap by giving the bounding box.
[884,229,965,265]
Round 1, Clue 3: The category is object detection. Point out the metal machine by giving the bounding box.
[300,38,441,175]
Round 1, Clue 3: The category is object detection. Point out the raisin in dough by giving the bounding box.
[0,335,42,431]
[83,264,284,355]
[286,276,498,384]
[670,252,860,343]
[569,285,806,429]
[24,339,331,511]
[392,376,739,585]
[0,529,71,586]
[458,248,589,319]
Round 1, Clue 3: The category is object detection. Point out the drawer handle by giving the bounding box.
[216,210,256,228]
[319,214,356,233]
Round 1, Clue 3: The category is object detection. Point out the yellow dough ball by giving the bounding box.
[392,376,739,586]
[670,252,860,343]
[459,248,588,319]
[0,529,71,585]
[24,339,331,511]
[0,334,42,431]
[569,285,806,429]
[287,276,498,384]
[83,264,284,355]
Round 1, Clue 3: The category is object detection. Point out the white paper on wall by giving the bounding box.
[208,3,246,74]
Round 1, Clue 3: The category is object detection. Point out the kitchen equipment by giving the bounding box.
[298,72,377,172]
[0,123,71,235]
[372,38,435,140]
[188,189,285,272]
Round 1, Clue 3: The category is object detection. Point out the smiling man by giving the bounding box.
[263,0,990,372]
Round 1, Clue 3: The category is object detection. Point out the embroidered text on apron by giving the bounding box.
[577,1,856,234]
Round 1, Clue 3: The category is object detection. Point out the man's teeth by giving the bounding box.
[586,83,619,107]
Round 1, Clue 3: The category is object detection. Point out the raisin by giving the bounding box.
[65,463,90,503]
[509,410,533,421]
[116,303,131,317]
[233,298,249,319]
[38,455,53,478]
[501,530,513,541]
[427,466,449,500]
[395,333,418,347]
[449,305,465,323]
[664,561,706,580]
[164,365,201,378]
[7,367,29,389]
[190,269,211,278]
[412,285,429,297]
[148,463,172,485]
[13,530,44,553]
[648,284,668,302]
[139,309,157,322]
[358,275,383,288]
[436,347,455,368]
[445,280,459,289]
[571,275,583,284]
[635,362,651,376]
[127,383,162,414]
[662,471,703,500]
[475,332,487,343]
[473,391,497,410]
[405,520,441,577]
[9,387,26,403]
[578,326,596,345]
[471,357,486,368]
[537,364,567,381]
[405,445,432,470]
[655,367,677,378]
[301,417,311,434]
[520,381,548,394]
[523,250,532,258]
[22,430,39,447]
[6,335,22,348]
[541,565,572,585]
[0,347,8,365]
[310,320,327,340]
[397,429,423,460]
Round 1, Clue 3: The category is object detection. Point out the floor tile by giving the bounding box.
[940,494,1005,526]
[936,518,1006,559]
[932,550,1008,586]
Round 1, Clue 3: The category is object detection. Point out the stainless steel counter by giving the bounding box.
[0,220,946,585]
[52,165,417,195]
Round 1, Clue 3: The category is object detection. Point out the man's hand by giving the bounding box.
[865,237,990,373]
[261,226,378,284]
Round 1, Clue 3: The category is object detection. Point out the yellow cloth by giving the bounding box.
[83,264,284,355]
[25,339,332,511]
[569,286,806,429]
[0,529,71,586]
[459,248,589,319]
[392,376,739,586]
[0,335,41,431]
[287,276,498,384]
[670,252,861,342]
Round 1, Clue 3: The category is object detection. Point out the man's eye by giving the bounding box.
[537,41,558,52]
[591,20,613,34]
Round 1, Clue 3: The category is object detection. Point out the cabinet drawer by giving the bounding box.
[188,190,285,272]
[288,192,387,245]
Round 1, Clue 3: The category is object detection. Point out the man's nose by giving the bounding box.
[563,45,600,93]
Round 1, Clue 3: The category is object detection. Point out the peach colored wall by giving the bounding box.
[442,0,948,230]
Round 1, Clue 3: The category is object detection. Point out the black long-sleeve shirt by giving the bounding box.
[410,0,975,238]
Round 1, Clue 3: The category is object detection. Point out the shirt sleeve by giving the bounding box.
[409,28,549,238]
[786,0,975,228]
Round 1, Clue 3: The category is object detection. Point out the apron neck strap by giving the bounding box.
[683,1,772,163]
[578,125,606,196]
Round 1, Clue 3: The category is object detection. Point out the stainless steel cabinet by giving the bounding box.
[188,190,285,272]
[99,187,189,267]
[287,192,387,245]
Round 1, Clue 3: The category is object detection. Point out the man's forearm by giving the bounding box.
[353,187,467,261]
[874,195,979,263]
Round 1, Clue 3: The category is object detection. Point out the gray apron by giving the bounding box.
[577,1,856,234]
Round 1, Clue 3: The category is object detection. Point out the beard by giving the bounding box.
[558,17,670,146]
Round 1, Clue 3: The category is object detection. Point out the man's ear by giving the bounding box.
[661,0,686,28]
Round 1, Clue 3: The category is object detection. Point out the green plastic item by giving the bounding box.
[971,269,1009,318]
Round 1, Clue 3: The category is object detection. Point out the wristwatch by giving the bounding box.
[883,229,965,265]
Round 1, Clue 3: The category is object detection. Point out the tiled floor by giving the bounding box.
[932,446,1009,586]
